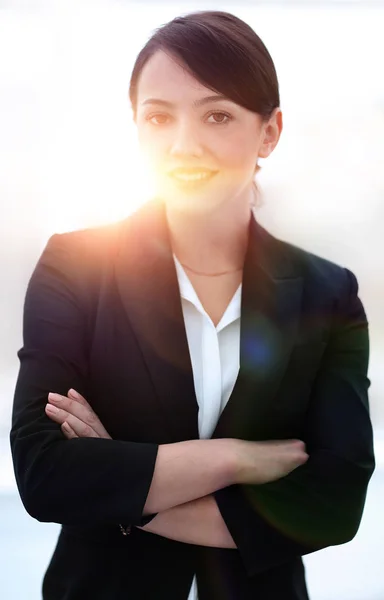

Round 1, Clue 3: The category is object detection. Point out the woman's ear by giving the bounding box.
[258,108,283,159]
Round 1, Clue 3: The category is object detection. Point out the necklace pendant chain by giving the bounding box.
[180,263,242,277]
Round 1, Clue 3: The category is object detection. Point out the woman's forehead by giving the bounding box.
[136,51,222,107]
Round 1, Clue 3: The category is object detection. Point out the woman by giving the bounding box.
[10,10,375,600]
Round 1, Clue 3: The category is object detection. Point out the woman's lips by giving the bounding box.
[169,167,217,176]
[168,168,218,184]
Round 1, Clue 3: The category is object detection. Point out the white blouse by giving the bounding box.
[173,256,242,600]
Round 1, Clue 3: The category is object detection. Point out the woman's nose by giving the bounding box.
[169,123,203,158]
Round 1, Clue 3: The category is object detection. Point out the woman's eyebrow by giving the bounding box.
[140,94,229,108]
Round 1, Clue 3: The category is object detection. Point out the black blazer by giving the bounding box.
[10,198,375,600]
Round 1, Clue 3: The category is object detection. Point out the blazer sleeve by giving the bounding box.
[10,233,159,527]
[213,267,375,577]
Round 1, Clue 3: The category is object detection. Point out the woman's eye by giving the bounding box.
[206,112,232,125]
[147,114,169,125]
[145,112,231,126]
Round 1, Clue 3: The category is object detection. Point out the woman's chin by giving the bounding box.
[162,192,225,216]
[158,179,233,215]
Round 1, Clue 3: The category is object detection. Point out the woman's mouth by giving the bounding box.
[168,168,218,187]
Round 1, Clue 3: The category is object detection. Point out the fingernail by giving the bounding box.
[46,404,59,414]
[50,394,62,403]
[68,388,79,398]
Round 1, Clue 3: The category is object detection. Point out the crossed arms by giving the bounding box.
[10,234,375,576]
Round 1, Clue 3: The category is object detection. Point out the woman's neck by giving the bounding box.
[166,196,252,273]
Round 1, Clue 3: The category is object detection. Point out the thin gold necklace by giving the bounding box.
[180,263,243,277]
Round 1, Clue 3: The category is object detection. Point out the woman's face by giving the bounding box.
[135,50,281,215]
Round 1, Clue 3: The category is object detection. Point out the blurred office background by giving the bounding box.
[0,0,383,598]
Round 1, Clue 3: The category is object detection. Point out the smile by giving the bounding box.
[173,172,212,181]
[168,168,218,186]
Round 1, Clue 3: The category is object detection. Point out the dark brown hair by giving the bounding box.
[128,10,280,122]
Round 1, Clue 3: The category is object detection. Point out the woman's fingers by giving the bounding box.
[45,403,100,438]
[67,390,110,436]
[46,391,111,439]
[67,389,111,436]
[61,421,78,439]
[68,388,90,408]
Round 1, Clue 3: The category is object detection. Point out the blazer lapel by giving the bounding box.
[114,198,303,444]
[212,216,303,440]
[114,198,199,443]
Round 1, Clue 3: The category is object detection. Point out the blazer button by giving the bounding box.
[119,523,132,536]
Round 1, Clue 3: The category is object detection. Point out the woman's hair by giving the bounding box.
[129,10,280,121]
[128,10,280,205]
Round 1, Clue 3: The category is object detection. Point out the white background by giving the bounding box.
[1,1,383,598]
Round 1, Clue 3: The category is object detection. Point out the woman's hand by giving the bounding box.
[45,388,112,439]
[232,438,308,485]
